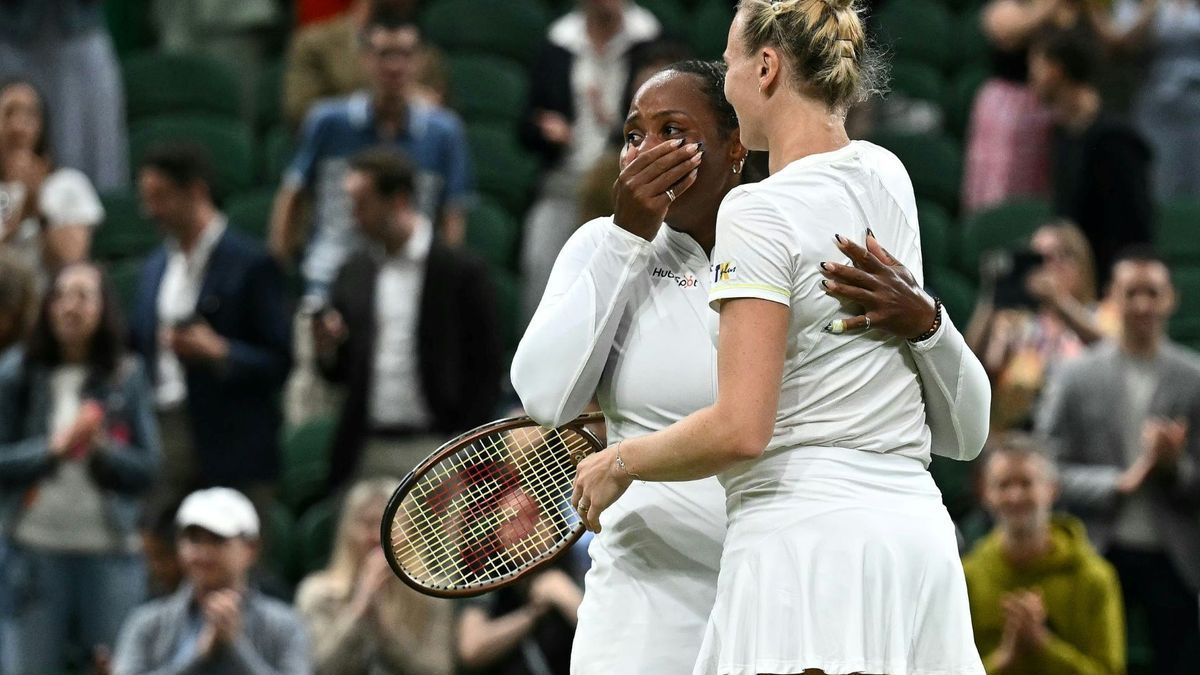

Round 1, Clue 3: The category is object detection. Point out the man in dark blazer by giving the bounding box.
[129,143,292,517]
[313,147,501,487]
[1038,248,1200,674]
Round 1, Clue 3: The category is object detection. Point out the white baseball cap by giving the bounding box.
[176,487,260,539]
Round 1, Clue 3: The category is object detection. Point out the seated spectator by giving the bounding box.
[296,477,454,675]
[284,0,443,129]
[0,79,104,280]
[1038,247,1200,673]
[129,143,292,521]
[0,263,160,674]
[963,433,1124,674]
[457,564,583,675]
[0,247,35,354]
[518,0,661,320]
[0,0,127,191]
[271,8,474,299]
[313,148,501,486]
[966,221,1109,430]
[1029,28,1153,283]
[113,488,311,675]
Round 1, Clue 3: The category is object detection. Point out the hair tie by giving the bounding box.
[770,0,786,15]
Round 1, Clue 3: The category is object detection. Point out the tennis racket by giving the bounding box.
[381,411,605,598]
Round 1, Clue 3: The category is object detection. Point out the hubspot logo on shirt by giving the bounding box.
[651,267,701,288]
[713,262,737,283]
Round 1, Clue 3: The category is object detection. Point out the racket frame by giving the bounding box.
[380,411,606,598]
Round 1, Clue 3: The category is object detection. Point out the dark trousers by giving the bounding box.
[1108,546,1200,675]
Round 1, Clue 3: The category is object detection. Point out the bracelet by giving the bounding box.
[614,441,641,480]
[909,297,943,343]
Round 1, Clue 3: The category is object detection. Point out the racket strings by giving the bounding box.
[388,425,594,591]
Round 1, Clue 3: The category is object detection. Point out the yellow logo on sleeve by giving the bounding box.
[713,262,737,283]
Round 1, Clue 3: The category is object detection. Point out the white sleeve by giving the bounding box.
[708,190,795,309]
[510,218,655,427]
[38,168,104,229]
[908,307,992,461]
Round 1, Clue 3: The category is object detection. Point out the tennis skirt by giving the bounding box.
[693,447,985,675]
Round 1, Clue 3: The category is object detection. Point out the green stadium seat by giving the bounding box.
[868,131,963,214]
[105,0,155,57]
[261,125,295,185]
[943,66,990,140]
[955,7,991,69]
[107,257,145,318]
[959,198,1054,278]
[888,60,947,106]
[421,0,550,67]
[279,416,336,512]
[1155,199,1200,264]
[123,52,243,122]
[297,496,340,575]
[929,455,975,522]
[928,267,978,329]
[917,199,953,275]
[264,501,298,582]
[689,0,735,60]
[466,124,540,215]
[873,0,956,72]
[226,188,276,240]
[92,191,158,262]
[129,115,257,197]
[467,197,520,271]
[490,268,522,356]
[640,0,688,28]
[256,60,285,132]
[1169,266,1200,343]
[447,55,530,127]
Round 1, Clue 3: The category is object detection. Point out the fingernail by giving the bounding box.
[823,322,833,333]
[835,234,846,244]
[821,279,830,289]
[677,138,685,147]
[867,228,875,238]
[687,143,701,153]
[820,262,830,271]
[697,142,705,152]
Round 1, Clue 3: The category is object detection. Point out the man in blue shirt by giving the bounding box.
[269,7,474,302]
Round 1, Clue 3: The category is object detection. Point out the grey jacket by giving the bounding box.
[1037,340,1200,590]
[113,585,312,675]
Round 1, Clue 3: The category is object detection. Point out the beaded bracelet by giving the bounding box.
[909,297,943,343]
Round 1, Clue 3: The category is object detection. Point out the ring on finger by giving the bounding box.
[864,316,872,330]
[665,188,676,202]
[578,502,590,512]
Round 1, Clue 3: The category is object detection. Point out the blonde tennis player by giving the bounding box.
[529,57,988,675]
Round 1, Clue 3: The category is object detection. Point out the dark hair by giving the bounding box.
[662,60,740,139]
[25,263,127,380]
[1031,29,1101,86]
[0,77,51,160]
[359,5,421,47]
[0,248,36,335]
[982,432,1059,482]
[138,142,216,192]
[1112,244,1171,281]
[348,147,416,199]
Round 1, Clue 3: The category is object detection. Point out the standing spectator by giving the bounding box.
[0,0,127,191]
[129,143,292,521]
[284,0,443,130]
[296,477,455,675]
[0,263,160,674]
[965,221,1108,430]
[1099,0,1200,199]
[270,8,474,302]
[1038,248,1200,674]
[960,0,1089,214]
[1029,28,1154,282]
[0,79,105,279]
[0,247,35,354]
[518,0,661,320]
[112,488,312,675]
[963,434,1125,674]
[313,148,500,486]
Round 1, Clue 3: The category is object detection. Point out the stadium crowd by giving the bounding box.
[0,0,1197,673]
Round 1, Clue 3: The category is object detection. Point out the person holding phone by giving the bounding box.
[966,220,1111,430]
[0,263,160,674]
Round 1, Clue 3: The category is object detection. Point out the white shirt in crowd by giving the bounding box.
[155,215,226,409]
[369,214,434,430]
[0,167,105,277]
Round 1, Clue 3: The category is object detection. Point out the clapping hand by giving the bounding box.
[196,589,243,657]
[52,400,105,460]
[166,321,229,363]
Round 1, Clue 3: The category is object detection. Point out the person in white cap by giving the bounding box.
[112,488,312,675]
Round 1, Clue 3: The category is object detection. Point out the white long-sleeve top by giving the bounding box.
[510,214,989,674]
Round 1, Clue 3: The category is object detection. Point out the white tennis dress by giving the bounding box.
[697,141,986,675]
[513,201,990,673]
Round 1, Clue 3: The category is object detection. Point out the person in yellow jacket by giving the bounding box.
[964,433,1126,675]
